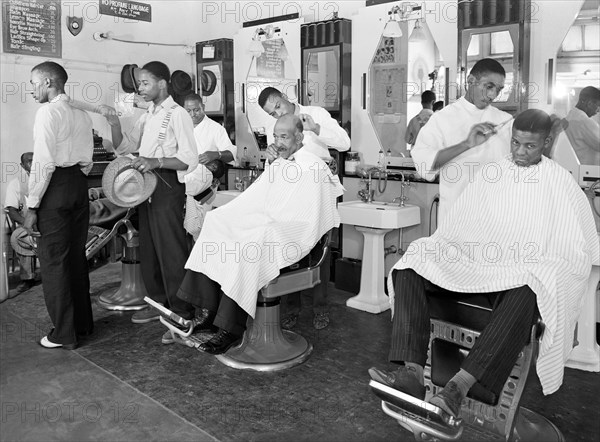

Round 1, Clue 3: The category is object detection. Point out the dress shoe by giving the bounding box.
[131,305,161,324]
[190,308,217,333]
[161,330,175,345]
[429,381,464,417]
[39,336,77,350]
[76,329,94,337]
[9,280,35,298]
[313,312,330,330]
[198,330,241,355]
[368,366,426,400]
[281,313,298,330]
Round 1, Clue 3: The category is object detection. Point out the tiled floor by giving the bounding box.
[1,262,599,441]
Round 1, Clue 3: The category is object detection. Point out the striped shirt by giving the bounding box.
[390,155,599,395]
[185,149,344,317]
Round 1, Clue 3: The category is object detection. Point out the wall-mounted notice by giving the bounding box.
[2,0,62,58]
[99,0,151,22]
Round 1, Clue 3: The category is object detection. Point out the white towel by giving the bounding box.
[389,155,599,395]
[185,149,344,318]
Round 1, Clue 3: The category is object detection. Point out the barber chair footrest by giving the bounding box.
[216,330,313,372]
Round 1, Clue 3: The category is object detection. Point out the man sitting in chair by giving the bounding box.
[175,114,344,354]
[369,109,599,417]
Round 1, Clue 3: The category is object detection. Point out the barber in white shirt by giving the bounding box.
[24,61,94,349]
[565,86,600,166]
[411,58,513,222]
[183,93,236,165]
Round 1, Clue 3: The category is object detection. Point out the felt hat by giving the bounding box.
[121,64,140,94]
[102,157,157,208]
[10,227,37,256]
[200,70,217,96]
[171,70,193,96]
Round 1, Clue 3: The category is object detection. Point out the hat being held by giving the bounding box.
[10,227,37,256]
[121,64,140,94]
[102,157,157,208]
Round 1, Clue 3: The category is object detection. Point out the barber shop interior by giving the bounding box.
[2,0,600,440]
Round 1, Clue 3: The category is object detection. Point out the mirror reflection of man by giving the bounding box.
[4,152,36,297]
[411,58,512,222]
[565,86,600,166]
[405,90,436,149]
[183,94,236,165]
[258,86,350,330]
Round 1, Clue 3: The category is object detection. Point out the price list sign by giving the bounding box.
[2,0,62,58]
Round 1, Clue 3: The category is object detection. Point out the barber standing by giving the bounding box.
[411,58,513,222]
[258,86,350,331]
[24,61,94,349]
[100,61,198,345]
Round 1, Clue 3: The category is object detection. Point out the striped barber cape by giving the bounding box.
[389,155,599,395]
[185,149,344,318]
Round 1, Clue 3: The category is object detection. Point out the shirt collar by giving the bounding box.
[148,95,175,114]
[51,93,68,103]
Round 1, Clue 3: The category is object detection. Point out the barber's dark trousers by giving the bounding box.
[284,246,330,316]
[177,270,248,336]
[389,268,538,395]
[37,166,92,345]
[138,169,194,319]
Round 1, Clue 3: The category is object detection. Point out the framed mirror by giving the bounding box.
[303,46,340,111]
[554,0,599,167]
[367,20,444,157]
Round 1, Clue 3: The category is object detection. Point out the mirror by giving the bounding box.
[368,21,445,157]
[245,36,298,164]
[304,46,340,111]
[554,0,600,141]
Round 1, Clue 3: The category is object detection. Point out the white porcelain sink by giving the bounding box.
[214,190,241,207]
[337,201,420,229]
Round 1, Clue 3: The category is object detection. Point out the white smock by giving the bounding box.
[389,155,599,395]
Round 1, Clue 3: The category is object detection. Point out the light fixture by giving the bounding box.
[248,28,265,57]
[409,20,427,42]
[382,3,425,39]
[382,6,403,38]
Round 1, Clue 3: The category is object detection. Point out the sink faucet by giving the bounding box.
[392,173,412,207]
[357,166,383,203]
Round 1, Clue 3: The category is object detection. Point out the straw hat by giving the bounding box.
[10,227,37,256]
[102,157,157,208]
[121,64,140,94]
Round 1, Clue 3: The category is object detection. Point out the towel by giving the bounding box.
[389,155,599,395]
[185,149,344,318]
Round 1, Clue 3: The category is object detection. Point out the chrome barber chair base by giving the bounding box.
[216,330,313,372]
[373,381,564,442]
[97,261,148,311]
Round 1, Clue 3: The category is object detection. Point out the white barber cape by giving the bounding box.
[389,155,599,395]
[185,149,344,318]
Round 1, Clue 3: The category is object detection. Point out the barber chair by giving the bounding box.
[156,232,331,371]
[370,296,564,441]
[90,208,149,311]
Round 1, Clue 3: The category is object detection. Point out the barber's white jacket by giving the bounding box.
[411,97,512,222]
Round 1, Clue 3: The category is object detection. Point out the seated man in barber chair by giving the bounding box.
[369,109,599,418]
[174,114,344,354]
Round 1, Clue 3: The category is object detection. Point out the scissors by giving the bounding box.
[482,118,513,136]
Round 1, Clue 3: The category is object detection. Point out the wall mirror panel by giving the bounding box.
[304,46,340,111]
[368,20,445,157]
[554,0,599,124]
